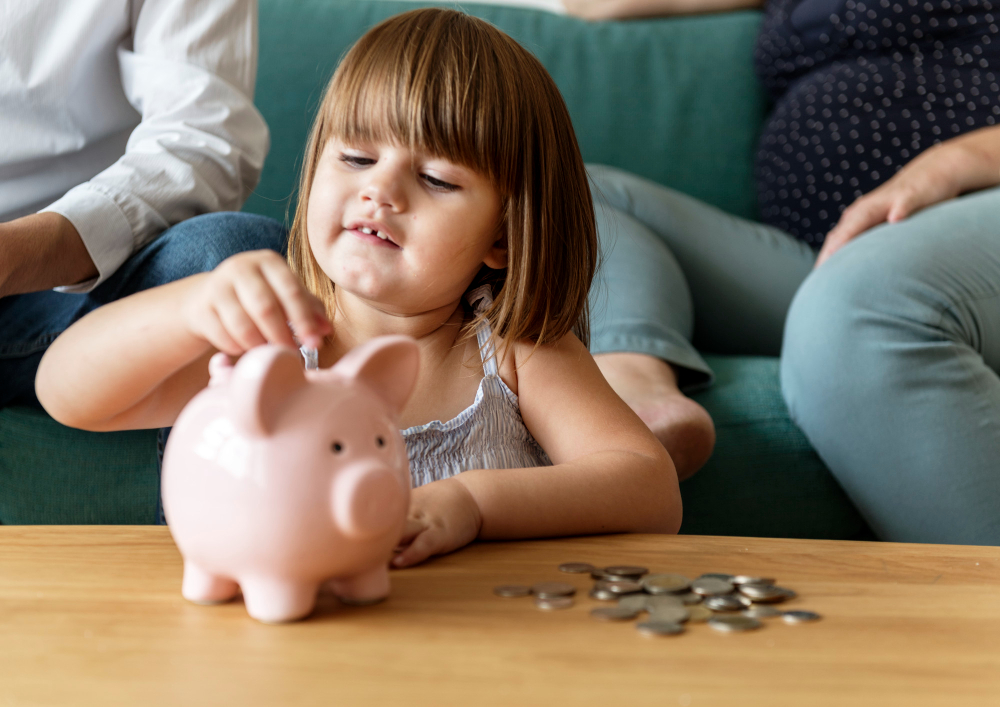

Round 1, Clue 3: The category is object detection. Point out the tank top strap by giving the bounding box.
[465,284,498,377]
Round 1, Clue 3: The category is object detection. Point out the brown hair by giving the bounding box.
[287,7,597,354]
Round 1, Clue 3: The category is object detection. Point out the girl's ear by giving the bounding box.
[483,233,508,269]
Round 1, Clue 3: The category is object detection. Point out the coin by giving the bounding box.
[535,596,574,610]
[595,579,643,595]
[782,610,821,624]
[699,573,734,582]
[649,604,690,624]
[686,604,713,622]
[641,573,691,595]
[493,585,531,598]
[742,605,783,619]
[645,595,684,612]
[707,615,762,633]
[733,575,776,586]
[677,592,703,605]
[636,620,685,637]
[704,594,749,612]
[589,587,618,601]
[590,569,610,580]
[617,594,650,613]
[691,577,735,596]
[591,606,638,621]
[559,562,596,574]
[531,581,577,598]
[738,585,796,603]
[603,565,649,579]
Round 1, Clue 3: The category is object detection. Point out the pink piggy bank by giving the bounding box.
[161,336,419,623]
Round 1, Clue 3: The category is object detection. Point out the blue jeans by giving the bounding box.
[0,212,287,409]
[588,164,1000,545]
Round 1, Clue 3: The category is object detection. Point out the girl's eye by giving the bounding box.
[339,153,374,168]
[421,174,459,191]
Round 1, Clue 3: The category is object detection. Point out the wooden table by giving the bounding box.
[1,527,998,706]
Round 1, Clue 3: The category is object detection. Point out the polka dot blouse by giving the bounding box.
[754,0,1000,246]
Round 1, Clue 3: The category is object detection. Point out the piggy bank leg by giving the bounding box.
[182,561,239,605]
[240,576,319,623]
[327,564,391,606]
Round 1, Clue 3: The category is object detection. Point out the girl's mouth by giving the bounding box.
[350,226,400,248]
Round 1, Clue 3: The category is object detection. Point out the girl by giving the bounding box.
[36,8,681,566]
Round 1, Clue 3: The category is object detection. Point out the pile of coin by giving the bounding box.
[493,562,821,637]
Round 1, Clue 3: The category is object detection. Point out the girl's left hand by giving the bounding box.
[392,478,483,568]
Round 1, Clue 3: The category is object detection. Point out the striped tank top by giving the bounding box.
[302,285,551,488]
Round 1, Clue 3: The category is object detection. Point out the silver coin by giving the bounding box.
[641,573,691,595]
[590,569,609,580]
[559,562,596,574]
[707,615,762,633]
[636,620,685,636]
[649,604,690,624]
[493,585,531,598]
[742,605,783,619]
[699,573,735,582]
[732,575,776,586]
[589,587,618,601]
[738,585,796,603]
[590,606,638,621]
[645,594,683,612]
[617,594,650,613]
[535,596,574,611]
[677,592,703,605]
[686,604,713,623]
[782,610,822,624]
[691,577,735,596]
[531,581,577,598]
[603,565,649,578]
[594,579,643,595]
[704,594,749,612]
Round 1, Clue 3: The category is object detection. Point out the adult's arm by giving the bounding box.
[562,0,763,21]
[816,125,1000,267]
[34,0,269,294]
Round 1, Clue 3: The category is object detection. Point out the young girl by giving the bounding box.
[36,8,681,566]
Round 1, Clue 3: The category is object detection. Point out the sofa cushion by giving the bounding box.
[243,0,768,223]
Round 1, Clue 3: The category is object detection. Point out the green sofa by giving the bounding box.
[0,0,873,539]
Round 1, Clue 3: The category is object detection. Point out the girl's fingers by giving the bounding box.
[233,270,296,348]
[392,528,440,568]
[202,305,243,356]
[259,258,331,348]
[212,285,268,352]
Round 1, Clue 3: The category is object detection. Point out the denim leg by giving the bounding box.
[0,212,287,409]
[782,187,1000,545]
[587,164,815,390]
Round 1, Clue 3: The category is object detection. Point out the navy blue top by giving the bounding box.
[754,0,1000,246]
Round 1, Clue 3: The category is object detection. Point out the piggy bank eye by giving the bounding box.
[331,442,344,453]
[376,436,385,448]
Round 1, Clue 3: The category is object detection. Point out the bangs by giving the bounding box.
[321,10,519,193]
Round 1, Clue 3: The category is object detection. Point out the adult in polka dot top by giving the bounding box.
[567,0,1000,544]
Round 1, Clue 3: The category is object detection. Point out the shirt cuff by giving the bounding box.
[41,185,136,294]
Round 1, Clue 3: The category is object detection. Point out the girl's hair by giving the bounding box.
[287,8,597,352]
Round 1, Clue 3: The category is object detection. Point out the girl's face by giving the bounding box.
[306,138,506,315]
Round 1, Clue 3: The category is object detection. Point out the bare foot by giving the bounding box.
[595,352,715,482]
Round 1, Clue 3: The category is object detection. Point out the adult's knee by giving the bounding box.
[159,212,288,270]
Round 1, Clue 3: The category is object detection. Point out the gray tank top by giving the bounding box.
[302,285,551,488]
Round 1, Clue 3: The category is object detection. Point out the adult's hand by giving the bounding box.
[0,213,98,297]
[816,125,1000,268]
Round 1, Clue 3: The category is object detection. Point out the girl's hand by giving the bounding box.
[816,130,1000,268]
[182,250,331,356]
[392,478,483,568]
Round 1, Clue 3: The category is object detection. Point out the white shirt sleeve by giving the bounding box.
[43,0,269,293]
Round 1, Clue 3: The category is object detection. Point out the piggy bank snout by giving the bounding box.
[332,462,408,539]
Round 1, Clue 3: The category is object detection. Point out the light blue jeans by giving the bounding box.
[588,164,1000,545]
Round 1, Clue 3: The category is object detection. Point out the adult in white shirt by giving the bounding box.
[0,0,282,408]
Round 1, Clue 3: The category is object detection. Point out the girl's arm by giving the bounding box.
[36,250,330,431]
[562,0,764,21]
[393,332,681,567]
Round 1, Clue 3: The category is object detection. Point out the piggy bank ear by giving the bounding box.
[230,345,307,436]
[333,335,419,417]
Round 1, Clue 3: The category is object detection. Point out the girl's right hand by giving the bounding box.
[182,250,331,356]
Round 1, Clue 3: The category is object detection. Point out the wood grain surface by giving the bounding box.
[0,527,998,706]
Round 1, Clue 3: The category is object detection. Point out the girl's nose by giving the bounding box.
[360,164,407,213]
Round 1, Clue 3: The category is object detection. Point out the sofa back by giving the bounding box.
[245,0,767,223]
